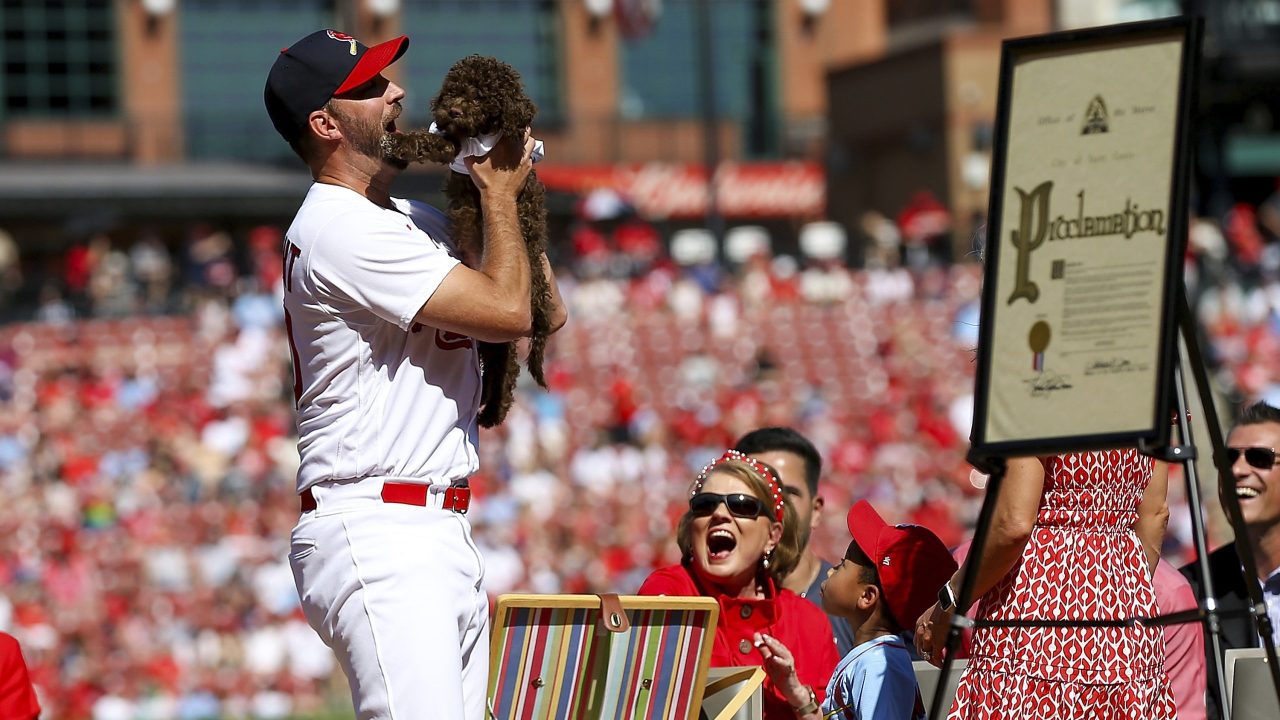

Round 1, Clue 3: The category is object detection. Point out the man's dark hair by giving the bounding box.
[733,427,821,496]
[1237,401,1280,428]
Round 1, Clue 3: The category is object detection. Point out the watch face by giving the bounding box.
[938,584,954,611]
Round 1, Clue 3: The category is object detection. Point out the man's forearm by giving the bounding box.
[478,193,531,323]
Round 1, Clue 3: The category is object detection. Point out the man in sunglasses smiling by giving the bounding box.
[1181,401,1280,717]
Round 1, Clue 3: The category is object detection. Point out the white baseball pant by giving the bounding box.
[290,478,489,719]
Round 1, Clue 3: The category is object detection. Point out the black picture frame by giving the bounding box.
[969,16,1201,459]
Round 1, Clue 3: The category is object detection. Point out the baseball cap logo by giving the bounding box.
[882,557,891,566]
[325,30,358,55]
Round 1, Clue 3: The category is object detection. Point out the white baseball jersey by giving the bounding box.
[282,182,481,493]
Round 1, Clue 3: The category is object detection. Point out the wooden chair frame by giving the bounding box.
[488,594,722,720]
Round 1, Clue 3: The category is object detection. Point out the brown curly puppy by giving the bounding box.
[382,55,551,428]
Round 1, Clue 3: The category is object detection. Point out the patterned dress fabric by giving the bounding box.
[948,450,1178,719]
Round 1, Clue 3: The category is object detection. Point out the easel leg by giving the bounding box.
[1168,348,1232,718]
[929,455,1006,720]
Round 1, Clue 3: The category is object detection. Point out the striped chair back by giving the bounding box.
[489,594,719,720]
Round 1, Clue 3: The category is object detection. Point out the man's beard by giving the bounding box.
[334,108,408,169]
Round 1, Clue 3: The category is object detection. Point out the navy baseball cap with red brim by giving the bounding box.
[265,29,408,144]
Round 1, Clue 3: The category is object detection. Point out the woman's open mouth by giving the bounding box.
[706,529,737,561]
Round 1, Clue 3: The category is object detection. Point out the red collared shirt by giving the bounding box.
[639,563,840,720]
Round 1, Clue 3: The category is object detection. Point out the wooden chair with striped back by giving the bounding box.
[488,593,761,720]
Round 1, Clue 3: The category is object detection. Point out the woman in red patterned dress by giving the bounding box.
[914,451,1178,719]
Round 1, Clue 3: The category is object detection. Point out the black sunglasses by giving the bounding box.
[689,492,772,520]
[1227,446,1277,470]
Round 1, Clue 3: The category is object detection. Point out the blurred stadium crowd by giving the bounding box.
[1,189,1279,717]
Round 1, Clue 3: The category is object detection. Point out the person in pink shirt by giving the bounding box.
[1152,559,1206,720]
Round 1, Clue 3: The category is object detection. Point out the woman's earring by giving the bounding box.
[762,550,773,569]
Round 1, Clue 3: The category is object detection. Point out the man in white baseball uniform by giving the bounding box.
[264,30,566,719]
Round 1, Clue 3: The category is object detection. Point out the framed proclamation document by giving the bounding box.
[970,17,1200,456]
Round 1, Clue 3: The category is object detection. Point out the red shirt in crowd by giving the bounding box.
[638,563,839,719]
[0,632,40,720]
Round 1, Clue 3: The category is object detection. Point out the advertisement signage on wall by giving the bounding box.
[536,162,825,220]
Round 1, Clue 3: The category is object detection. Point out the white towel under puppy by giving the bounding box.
[429,122,545,175]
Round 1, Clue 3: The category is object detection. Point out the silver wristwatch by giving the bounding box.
[937,580,958,612]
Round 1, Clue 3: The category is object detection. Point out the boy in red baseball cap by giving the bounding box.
[819,500,958,720]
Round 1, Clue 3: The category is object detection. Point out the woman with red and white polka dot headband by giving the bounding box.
[638,449,839,719]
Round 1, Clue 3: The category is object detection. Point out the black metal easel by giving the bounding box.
[930,290,1280,720]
